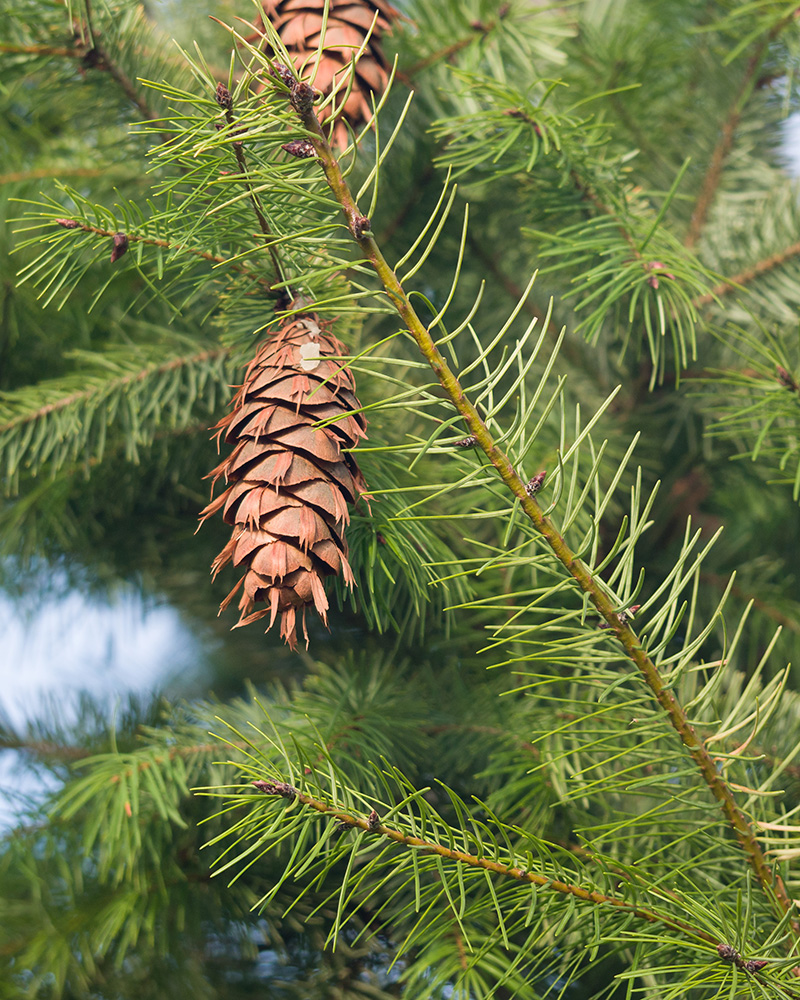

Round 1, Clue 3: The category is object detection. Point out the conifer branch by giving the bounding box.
[685,14,795,249]
[404,7,512,78]
[0,347,232,437]
[0,736,91,761]
[0,43,78,58]
[107,741,246,783]
[77,0,154,121]
[52,218,276,294]
[213,83,285,289]
[251,781,718,948]
[0,167,106,185]
[288,83,800,936]
[693,239,800,306]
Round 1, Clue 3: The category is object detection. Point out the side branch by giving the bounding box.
[79,0,157,122]
[686,15,795,249]
[287,82,799,935]
[53,219,277,294]
[0,346,231,435]
[0,42,154,120]
[214,83,285,289]
[403,8,511,78]
[251,782,717,948]
[693,239,800,307]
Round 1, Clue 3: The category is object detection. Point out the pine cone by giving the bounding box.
[200,313,368,648]
[252,0,398,147]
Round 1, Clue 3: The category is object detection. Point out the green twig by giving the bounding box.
[287,79,800,939]
[251,782,719,949]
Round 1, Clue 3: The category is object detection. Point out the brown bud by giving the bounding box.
[215,82,233,110]
[353,215,371,240]
[525,471,546,496]
[454,435,478,448]
[252,779,298,799]
[744,960,767,973]
[281,139,316,159]
[367,809,381,832]
[717,943,740,964]
[270,62,295,88]
[290,81,316,114]
[777,365,799,392]
[110,232,128,263]
[57,218,80,229]
[645,260,676,290]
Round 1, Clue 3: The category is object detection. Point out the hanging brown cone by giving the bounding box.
[200,312,368,648]
[250,0,399,147]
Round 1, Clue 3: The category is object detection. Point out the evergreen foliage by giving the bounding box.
[3,0,800,997]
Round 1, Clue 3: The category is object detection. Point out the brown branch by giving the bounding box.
[0,43,77,57]
[253,783,718,948]
[108,740,248,784]
[686,14,796,249]
[8,2,167,139]
[0,737,91,761]
[287,81,800,941]
[214,83,285,290]
[92,44,154,119]
[508,108,648,272]
[404,8,512,79]
[0,167,107,185]
[79,0,154,122]
[51,218,277,294]
[693,240,800,307]
[0,344,233,435]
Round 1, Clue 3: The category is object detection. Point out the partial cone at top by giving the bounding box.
[200,312,368,649]
[251,0,399,147]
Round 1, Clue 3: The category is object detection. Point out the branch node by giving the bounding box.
[290,81,317,114]
[282,139,317,159]
[353,215,371,240]
[215,82,233,110]
[110,232,129,263]
[252,779,298,800]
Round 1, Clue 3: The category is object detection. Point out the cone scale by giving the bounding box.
[251,0,398,146]
[201,313,367,648]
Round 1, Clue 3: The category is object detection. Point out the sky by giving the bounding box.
[0,581,204,825]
